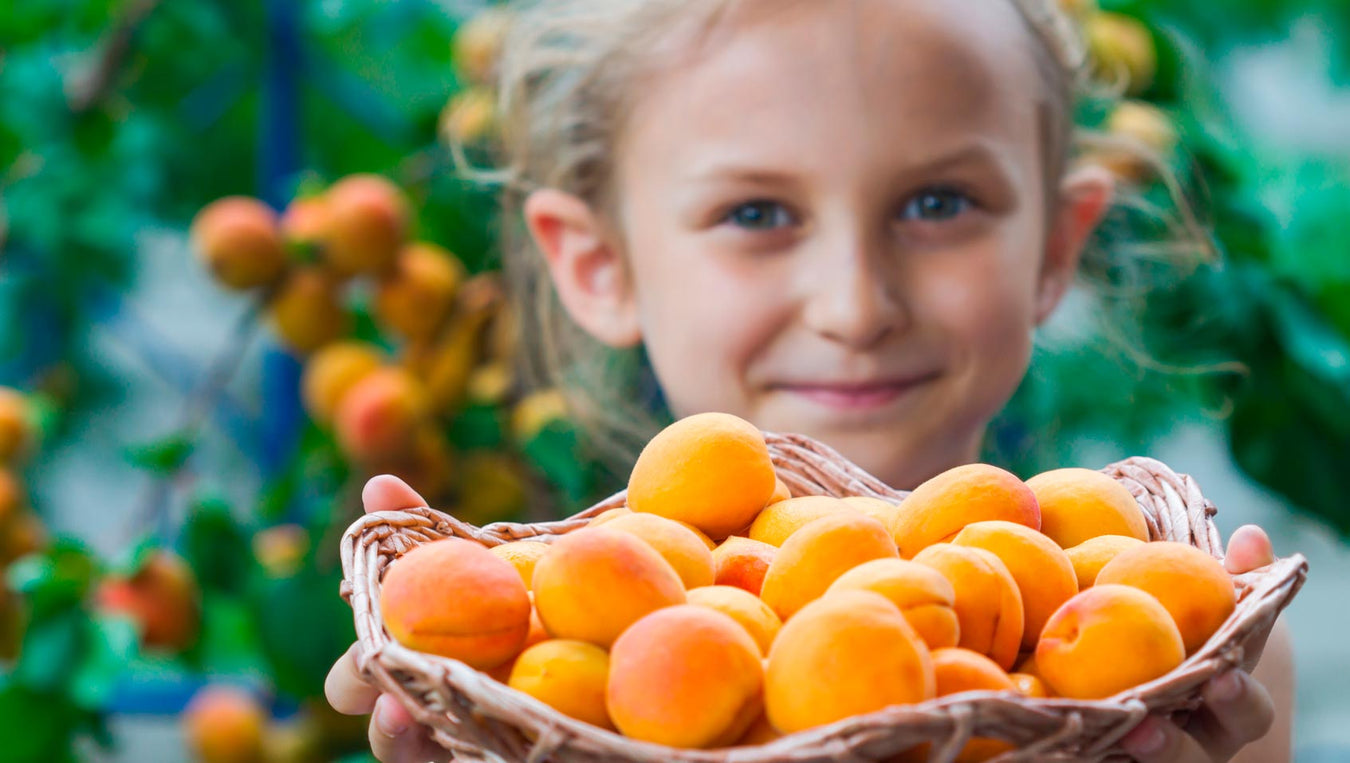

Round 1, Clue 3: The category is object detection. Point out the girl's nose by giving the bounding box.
[800,232,907,350]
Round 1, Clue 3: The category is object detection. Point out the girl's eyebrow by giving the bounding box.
[682,142,1012,187]
[682,163,799,186]
[904,143,1006,175]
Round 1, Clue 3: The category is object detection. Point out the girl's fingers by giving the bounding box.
[1119,715,1213,762]
[1189,671,1277,759]
[362,474,428,516]
[1224,524,1274,575]
[370,694,449,763]
[1119,671,1276,763]
[324,643,381,715]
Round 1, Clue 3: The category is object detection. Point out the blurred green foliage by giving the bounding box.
[994,0,1350,539]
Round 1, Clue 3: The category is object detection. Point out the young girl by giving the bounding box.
[328,0,1294,760]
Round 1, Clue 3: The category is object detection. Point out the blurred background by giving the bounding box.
[0,0,1348,761]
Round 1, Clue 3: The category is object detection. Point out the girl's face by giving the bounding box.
[529,0,1110,489]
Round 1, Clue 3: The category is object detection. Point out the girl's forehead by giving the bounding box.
[624,0,1045,170]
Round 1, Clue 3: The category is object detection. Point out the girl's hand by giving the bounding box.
[324,476,450,763]
[1120,524,1288,763]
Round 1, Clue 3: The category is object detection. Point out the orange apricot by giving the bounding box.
[509,640,614,730]
[893,464,1040,558]
[687,585,782,656]
[0,388,33,464]
[183,686,266,763]
[929,648,1021,760]
[841,496,903,536]
[489,541,551,590]
[380,538,530,669]
[607,605,762,748]
[96,550,201,652]
[0,511,46,566]
[912,544,1023,670]
[1036,584,1185,699]
[588,507,632,527]
[1025,468,1148,548]
[1096,541,1236,654]
[760,513,898,621]
[334,368,429,466]
[374,242,465,342]
[300,341,382,425]
[602,512,715,589]
[279,195,331,247]
[269,266,348,355]
[679,521,718,550]
[931,647,1017,696]
[531,528,685,648]
[735,713,782,746]
[711,536,777,597]
[0,469,23,522]
[768,476,791,505]
[748,495,853,547]
[321,174,410,276]
[765,591,934,734]
[627,413,776,539]
[1065,535,1146,589]
[1009,672,1049,698]
[191,196,287,291]
[826,558,960,649]
[252,524,310,578]
[950,520,1079,650]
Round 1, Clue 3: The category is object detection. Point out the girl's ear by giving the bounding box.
[1036,165,1115,325]
[523,189,643,348]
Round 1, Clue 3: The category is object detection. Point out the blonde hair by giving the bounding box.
[471,0,1213,470]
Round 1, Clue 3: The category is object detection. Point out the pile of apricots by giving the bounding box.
[378,413,1236,756]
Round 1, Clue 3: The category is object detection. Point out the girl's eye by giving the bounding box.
[901,188,974,222]
[724,201,794,230]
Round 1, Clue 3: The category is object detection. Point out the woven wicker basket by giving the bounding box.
[339,432,1308,763]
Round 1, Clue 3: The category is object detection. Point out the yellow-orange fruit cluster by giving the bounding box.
[371,414,1247,754]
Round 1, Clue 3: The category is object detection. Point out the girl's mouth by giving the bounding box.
[775,373,940,411]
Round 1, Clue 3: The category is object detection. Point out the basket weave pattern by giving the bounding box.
[340,433,1308,763]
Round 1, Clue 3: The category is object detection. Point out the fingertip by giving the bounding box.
[1205,670,1246,704]
[374,693,413,738]
[1225,524,1275,574]
[324,644,380,715]
[1120,716,1169,757]
[362,474,428,515]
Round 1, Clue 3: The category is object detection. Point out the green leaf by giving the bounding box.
[448,404,504,451]
[124,432,195,475]
[1262,285,1350,403]
[249,567,355,700]
[520,423,594,508]
[0,684,80,763]
[182,494,252,595]
[67,615,137,710]
[6,540,100,620]
[183,593,268,677]
[13,610,83,693]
